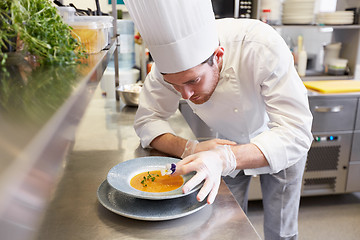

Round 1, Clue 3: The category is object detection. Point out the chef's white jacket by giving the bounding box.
[134,18,313,175]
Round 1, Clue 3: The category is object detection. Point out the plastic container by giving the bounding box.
[261,0,282,25]
[323,42,342,73]
[261,9,271,23]
[67,21,106,54]
[324,42,342,65]
[117,20,135,70]
[56,6,76,22]
[297,35,307,77]
[328,58,348,75]
[298,49,308,77]
[74,16,114,45]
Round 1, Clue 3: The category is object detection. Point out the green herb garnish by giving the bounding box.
[141,171,160,187]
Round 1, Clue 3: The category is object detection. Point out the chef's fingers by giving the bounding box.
[177,154,197,166]
[173,156,199,176]
[196,177,214,203]
[182,171,206,194]
[214,139,237,145]
[205,181,220,204]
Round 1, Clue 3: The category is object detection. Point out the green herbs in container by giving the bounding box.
[0,0,86,66]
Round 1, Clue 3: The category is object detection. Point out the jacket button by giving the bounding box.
[225,73,230,78]
[233,108,238,113]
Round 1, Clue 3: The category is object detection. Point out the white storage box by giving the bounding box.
[74,16,114,46]
[56,6,76,22]
[67,21,106,54]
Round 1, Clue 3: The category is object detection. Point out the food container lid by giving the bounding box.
[56,6,76,13]
[328,58,348,69]
[67,21,105,29]
[74,16,114,26]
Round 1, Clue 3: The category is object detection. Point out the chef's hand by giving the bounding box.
[181,139,236,159]
[175,145,237,204]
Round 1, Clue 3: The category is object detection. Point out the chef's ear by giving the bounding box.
[214,46,224,63]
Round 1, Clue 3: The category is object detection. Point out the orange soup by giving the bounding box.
[130,170,184,193]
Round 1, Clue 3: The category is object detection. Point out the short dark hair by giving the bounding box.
[202,52,215,66]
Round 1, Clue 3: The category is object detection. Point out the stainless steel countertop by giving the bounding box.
[36,86,261,240]
[0,44,115,240]
[307,89,360,99]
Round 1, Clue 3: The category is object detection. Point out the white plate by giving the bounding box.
[284,0,315,3]
[316,19,353,25]
[317,11,353,17]
[283,3,315,9]
[282,14,314,19]
[107,156,202,200]
[282,18,314,24]
[317,15,354,19]
[97,180,207,221]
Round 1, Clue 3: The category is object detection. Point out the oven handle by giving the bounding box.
[314,105,343,113]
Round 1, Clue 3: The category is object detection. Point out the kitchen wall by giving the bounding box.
[337,0,360,10]
[61,0,125,14]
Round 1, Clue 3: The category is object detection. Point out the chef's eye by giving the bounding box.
[187,78,200,85]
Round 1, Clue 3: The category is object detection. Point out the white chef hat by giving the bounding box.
[123,0,219,74]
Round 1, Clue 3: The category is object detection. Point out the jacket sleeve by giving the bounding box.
[134,64,182,148]
[245,23,313,175]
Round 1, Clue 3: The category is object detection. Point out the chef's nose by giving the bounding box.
[179,85,194,99]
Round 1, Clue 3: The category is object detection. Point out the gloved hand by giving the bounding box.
[181,138,236,159]
[175,145,237,204]
[181,139,199,159]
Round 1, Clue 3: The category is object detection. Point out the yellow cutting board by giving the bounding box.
[303,80,360,93]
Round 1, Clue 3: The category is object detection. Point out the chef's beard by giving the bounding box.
[190,65,220,105]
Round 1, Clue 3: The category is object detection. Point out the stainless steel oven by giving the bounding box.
[346,98,360,192]
[302,97,357,196]
[302,132,352,195]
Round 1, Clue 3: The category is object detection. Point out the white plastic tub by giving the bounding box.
[56,6,76,22]
[74,16,114,46]
[67,21,106,54]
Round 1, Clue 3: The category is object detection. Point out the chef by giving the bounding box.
[123,0,313,239]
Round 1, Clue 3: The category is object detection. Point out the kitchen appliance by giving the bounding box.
[238,0,253,19]
[211,0,235,18]
[211,0,253,19]
[303,97,357,196]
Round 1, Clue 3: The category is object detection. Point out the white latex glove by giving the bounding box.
[181,139,199,159]
[181,139,236,159]
[175,145,237,204]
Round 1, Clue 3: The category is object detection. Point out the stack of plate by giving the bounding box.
[316,11,354,25]
[282,0,315,25]
[98,156,206,221]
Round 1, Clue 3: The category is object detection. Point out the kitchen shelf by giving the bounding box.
[0,42,115,239]
[272,24,360,30]
[301,69,354,81]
